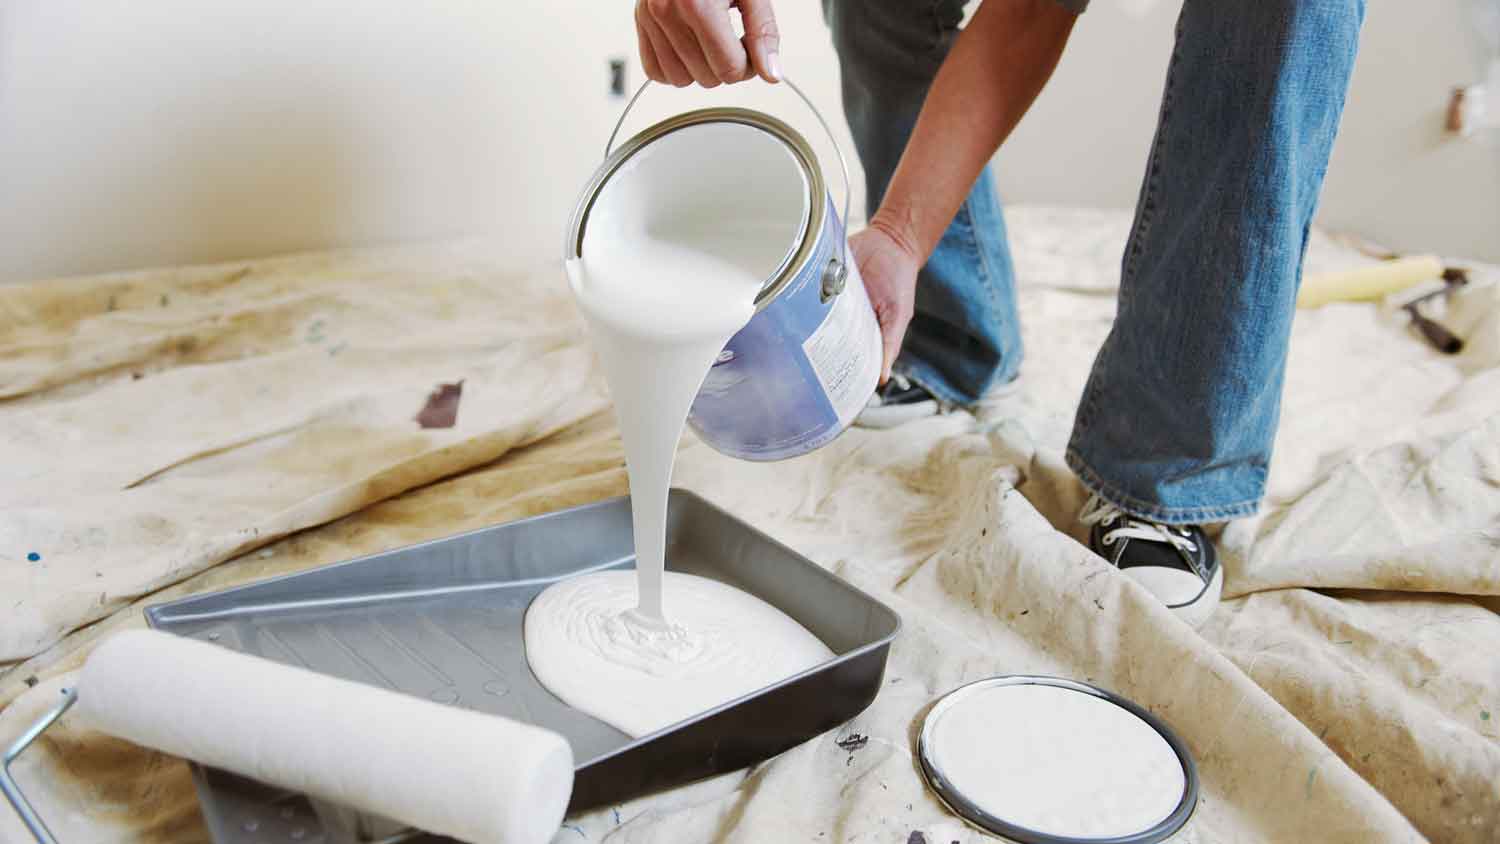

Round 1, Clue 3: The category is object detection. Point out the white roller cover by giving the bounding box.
[76,629,572,844]
[1297,255,1444,308]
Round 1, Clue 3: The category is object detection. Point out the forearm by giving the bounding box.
[870,0,1077,261]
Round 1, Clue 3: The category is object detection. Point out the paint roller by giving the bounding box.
[1296,254,1445,308]
[1298,256,1469,354]
[1,630,573,844]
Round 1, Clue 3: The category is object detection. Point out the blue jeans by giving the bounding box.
[824,0,1363,524]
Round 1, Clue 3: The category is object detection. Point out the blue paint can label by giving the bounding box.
[688,193,881,461]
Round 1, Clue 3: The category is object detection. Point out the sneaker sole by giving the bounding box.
[854,399,941,430]
[1170,564,1223,630]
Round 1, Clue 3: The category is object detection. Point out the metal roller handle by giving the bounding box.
[604,77,854,265]
[1,686,78,844]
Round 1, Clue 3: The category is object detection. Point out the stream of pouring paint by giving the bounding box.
[564,233,762,621]
[541,229,832,737]
[531,123,834,737]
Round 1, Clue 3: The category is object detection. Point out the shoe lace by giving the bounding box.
[1079,494,1198,554]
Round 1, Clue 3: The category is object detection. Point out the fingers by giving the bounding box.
[638,3,693,86]
[636,10,666,84]
[737,0,782,82]
[640,0,760,88]
[651,0,720,87]
[691,3,751,82]
[848,228,916,385]
[873,299,911,384]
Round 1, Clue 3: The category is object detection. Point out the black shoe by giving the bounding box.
[855,374,947,429]
[1080,494,1223,628]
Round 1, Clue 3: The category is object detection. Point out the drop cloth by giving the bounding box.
[1,208,1496,843]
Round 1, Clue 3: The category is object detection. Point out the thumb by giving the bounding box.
[738,0,781,82]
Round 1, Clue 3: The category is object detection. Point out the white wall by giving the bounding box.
[996,1,1176,219]
[1319,1,1500,261]
[999,0,1500,261]
[2,0,1494,284]
[0,1,856,285]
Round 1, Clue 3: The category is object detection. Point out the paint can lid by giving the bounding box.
[917,676,1198,844]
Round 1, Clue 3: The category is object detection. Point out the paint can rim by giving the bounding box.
[565,107,826,312]
[916,675,1200,844]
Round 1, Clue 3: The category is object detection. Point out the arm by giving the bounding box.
[857,0,1077,380]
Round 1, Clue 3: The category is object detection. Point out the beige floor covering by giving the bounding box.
[1,207,1496,843]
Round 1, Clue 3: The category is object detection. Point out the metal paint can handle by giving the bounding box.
[604,77,854,270]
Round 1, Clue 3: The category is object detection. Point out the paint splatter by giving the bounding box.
[836,733,869,752]
[415,381,464,429]
[1482,710,1491,721]
[26,552,41,562]
[160,293,170,307]
[1305,767,1318,798]
[306,319,326,343]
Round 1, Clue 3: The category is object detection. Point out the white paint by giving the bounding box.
[927,683,1184,839]
[525,570,832,737]
[79,629,572,844]
[528,121,830,734]
[565,120,804,619]
[565,236,760,620]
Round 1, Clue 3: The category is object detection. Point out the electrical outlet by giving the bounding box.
[609,58,627,97]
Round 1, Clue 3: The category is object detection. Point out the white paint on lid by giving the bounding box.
[924,682,1186,840]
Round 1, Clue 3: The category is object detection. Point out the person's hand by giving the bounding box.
[635,0,781,88]
[849,222,922,384]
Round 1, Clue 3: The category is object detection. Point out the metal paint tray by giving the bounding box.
[143,489,900,844]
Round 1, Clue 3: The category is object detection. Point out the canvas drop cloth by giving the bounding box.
[1,207,1496,844]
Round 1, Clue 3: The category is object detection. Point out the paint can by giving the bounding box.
[565,80,881,461]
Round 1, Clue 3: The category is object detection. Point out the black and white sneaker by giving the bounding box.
[855,374,948,430]
[1079,494,1222,628]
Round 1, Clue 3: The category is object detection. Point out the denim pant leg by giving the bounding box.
[823,0,1023,406]
[1067,0,1365,524]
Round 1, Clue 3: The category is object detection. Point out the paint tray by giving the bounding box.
[142,489,900,844]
